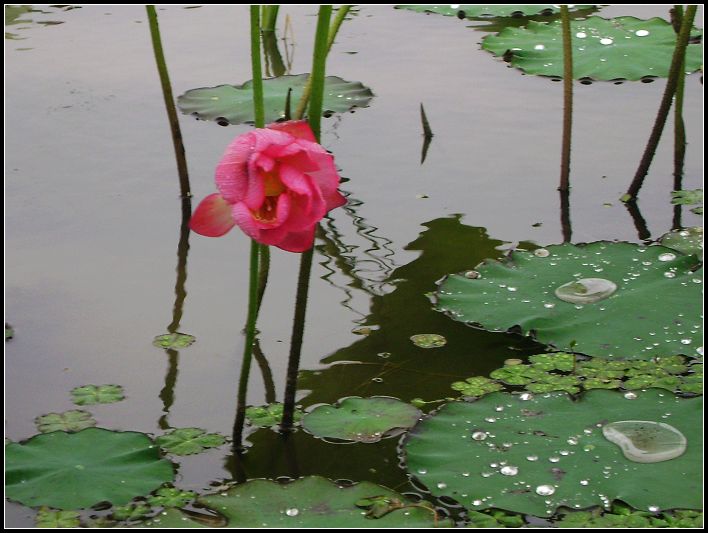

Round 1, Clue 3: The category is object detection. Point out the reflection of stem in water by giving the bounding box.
[624,5,696,202]
[262,26,286,78]
[159,197,192,430]
[145,5,191,198]
[283,14,295,74]
[559,188,572,243]
[252,339,276,404]
[625,201,651,241]
[420,103,434,164]
[558,5,573,192]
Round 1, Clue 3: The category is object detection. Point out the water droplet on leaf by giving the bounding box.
[555,278,617,304]
[602,420,687,463]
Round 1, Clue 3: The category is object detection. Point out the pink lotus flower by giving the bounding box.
[190,120,346,253]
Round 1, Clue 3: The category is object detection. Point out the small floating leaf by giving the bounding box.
[5,428,175,509]
[35,508,81,528]
[35,410,96,433]
[410,333,447,348]
[671,189,703,208]
[246,403,302,428]
[152,332,196,350]
[602,421,687,463]
[156,428,226,455]
[482,17,703,80]
[112,503,152,521]
[178,75,374,126]
[450,376,503,397]
[147,487,196,508]
[70,384,124,405]
[302,397,421,443]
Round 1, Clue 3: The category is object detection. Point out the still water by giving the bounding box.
[5,4,703,527]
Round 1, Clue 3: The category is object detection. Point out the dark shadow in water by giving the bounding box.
[299,215,545,407]
[464,6,599,33]
[158,197,192,430]
[624,200,652,241]
[420,103,433,165]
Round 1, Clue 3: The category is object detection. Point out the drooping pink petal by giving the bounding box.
[189,193,236,237]
[267,120,317,142]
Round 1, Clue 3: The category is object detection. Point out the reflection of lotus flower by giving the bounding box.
[190,121,346,253]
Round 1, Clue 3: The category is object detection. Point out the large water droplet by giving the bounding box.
[472,431,488,441]
[534,44,545,50]
[635,30,650,36]
[600,38,613,45]
[576,31,587,38]
[602,421,687,463]
[285,508,299,517]
[658,253,677,262]
[500,466,518,476]
[555,278,617,304]
[534,248,550,257]
[536,485,555,496]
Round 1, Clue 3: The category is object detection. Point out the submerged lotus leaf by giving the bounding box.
[35,410,96,433]
[658,227,703,257]
[602,420,686,463]
[5,428,174,509]
[156,428,226,455]
[482,17,703,80]
[71,384,124,405]
[178,74,374,126]
[190,477,449,528]
[302,397,421,443]
[395,5,594,18]
[35,508,81,528]
[153,332,196,350]
[434,242,702,359]
[402,389,701,516]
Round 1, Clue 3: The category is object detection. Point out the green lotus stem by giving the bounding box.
[558,4,573,193]
[672,5,686,188]
[145,5,191,198]
[624,5,696,202]
[250,6,265,128]
[294,5,350,120]
[256,243,270,313]
[281,5,333,431]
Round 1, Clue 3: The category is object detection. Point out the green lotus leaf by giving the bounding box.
[35,507,81,528]
[671,189,703,208]
[5,428,174,509]
[113,503,152,521]
[395,5,594,18]
[529,352,575,371]
[155,428,226,456]
[451,376,503,397]
[402,389,701,516]
[582,377,623,390]
[177,74,374,126]
[35,410,96,433]
[246,403,302,428]
[195,477,450,528]
[490,364,546,385]
[466,509,525,527]
[152,333,196,350]
[147,487,196,508]
[435,242,703,360]
[302,397,421,443]
[71,384,125,405]
[482,17,703,80]
[658,227,703,257]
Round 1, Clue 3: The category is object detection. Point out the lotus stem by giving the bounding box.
[559,4,573,192]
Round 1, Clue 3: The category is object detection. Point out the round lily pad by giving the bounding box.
[155,428,226,455]
[658,227,703,257]
[35,410,96,433]
[402,389,702,516]
[302,397,421,443]
[71,384,125,405]
[395,5,594,18]
[482,16,703,80]
[435,242,703,359]
[177,74,374,126]
[5,428,175,509]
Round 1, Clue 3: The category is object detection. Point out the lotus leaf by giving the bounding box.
[177,75,373,126]
[156,428,226,455]
[35,410,96,433]
[147,487,196,508]
[35,508,81,528]
[435,242,703,359]
[5,428,174,509]
[451,376,503,398]
[113,503,152,521]
[658,227,703,256]
[71,384,124,405]
[482,17,703,80]
[402,389,701,516]
[152,333,195,350]
[302,397,421,443]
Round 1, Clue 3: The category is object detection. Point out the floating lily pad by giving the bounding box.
[5,428,174,509]
[156,428,226,455]
[148,487,196,508]
[557,505,704,528]
[435,242,703,359]
[410,333,447,348]
[71,384,125,405]
[35,410,96,433]
[402,389,701,516]
[196,477,448,527]
[450,376,503,398]
[153,333,196,350]
[113,503,152,521]
[395,5,594,18]
[35,508,81,528]
[177,75,374,126]
[671,189,703,215]
[302,397,421,443]
[482,17,703,80]
[246,403,303,428]
[659,227,703,257]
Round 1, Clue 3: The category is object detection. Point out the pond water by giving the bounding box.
[5,4,703,527]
